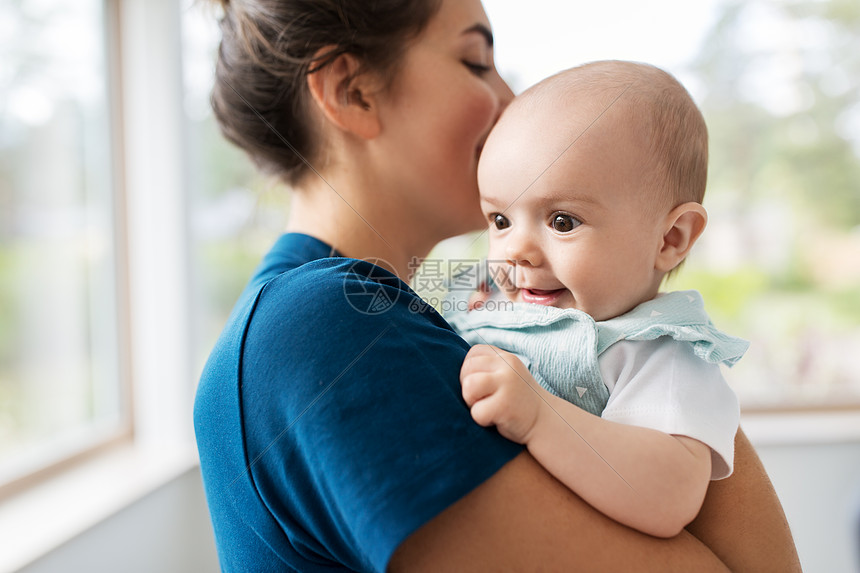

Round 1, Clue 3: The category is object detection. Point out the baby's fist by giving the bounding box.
[460,345,544,444]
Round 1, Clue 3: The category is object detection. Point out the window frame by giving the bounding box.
[0,0,133,498]
[0,0,198,563]
[0,0,196,497]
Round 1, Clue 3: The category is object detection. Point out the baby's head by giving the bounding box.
[478,60,709,320]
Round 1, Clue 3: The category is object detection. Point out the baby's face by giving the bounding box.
[477,95,668,321]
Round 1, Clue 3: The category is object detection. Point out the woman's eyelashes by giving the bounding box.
[550,213,582,233]
[462,43,492,76]
[463,60,491,76]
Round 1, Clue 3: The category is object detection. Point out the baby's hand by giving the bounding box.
[460,344,548,444]
[466,281,491,311]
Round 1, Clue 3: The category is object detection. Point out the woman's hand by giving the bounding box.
[460,344,550,444]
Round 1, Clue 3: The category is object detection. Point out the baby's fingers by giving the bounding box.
[469,391,530,444]
[464,344,499,360]
[468,392,503,428]
[460,370,500,408]
[460,344,504,377]
[467,287,491,311]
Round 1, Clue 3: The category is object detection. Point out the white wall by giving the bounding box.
[757,441,860,573]
[18,468,219,573]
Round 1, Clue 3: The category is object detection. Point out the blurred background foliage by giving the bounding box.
[9,0,856,483]
[0,0,846,422]
[185,0,859,409]
[669,0,860,407]
[1,0,117,456]
[0,0,856,452]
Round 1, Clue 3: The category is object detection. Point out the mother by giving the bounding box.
[193,0,800,570]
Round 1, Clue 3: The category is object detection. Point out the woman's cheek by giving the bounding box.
[463,84,502,141]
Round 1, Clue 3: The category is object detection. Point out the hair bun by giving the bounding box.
[210,0,440,186]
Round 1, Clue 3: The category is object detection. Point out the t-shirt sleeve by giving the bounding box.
[599,338,740,480]
[240,259,523,572]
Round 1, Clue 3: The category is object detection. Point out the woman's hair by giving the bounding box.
[210,0,442,185]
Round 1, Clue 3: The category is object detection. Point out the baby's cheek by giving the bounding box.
[486,240,502,260]
[486,258,516,292]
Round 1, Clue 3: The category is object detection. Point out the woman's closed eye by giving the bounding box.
[550,213,582,233]
[461,38,492,76]
[463,60,491,76]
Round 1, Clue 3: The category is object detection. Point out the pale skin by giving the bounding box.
[461,64,714,538]
[293,0,800,568]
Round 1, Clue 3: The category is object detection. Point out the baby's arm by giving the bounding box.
[460,344,711,538]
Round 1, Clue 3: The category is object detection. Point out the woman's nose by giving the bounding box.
[489,70,515,123]
[494,73,515,110]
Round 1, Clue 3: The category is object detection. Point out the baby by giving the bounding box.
[447,60,747,538]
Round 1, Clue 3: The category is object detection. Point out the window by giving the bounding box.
[0,0,126,488]
[183,0,859,411]
[181,2,288,372]
[1,1,202,564]
[671,0,860,409]
[484,0,860,410]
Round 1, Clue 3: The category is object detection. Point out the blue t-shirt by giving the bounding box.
[194,233,522,572]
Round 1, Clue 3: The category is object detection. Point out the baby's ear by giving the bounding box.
[655,202,707,273]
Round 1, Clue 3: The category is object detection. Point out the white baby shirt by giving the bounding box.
[446,289,746,479]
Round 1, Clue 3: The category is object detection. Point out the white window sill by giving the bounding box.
[0,442,199,573]
[742,410,860,446]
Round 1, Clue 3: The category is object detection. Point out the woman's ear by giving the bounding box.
[306,49,381,140]
[655,202,708,273]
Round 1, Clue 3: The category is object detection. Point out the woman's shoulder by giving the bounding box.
[253,256,427,324]
[244,256,463,365]
[238,256,521,573]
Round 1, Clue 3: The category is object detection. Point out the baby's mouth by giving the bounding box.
[520,288,566,306]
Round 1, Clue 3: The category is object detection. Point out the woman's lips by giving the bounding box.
[520,288,565,306]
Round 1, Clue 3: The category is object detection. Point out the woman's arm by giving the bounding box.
[389,450,730,572]
[523,391,712,537]
[686,427,802,572]
[461,344,712,538]
[389,429,800,572]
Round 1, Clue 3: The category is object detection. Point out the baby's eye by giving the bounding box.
[492,213,511,230]
[551,213,582,233]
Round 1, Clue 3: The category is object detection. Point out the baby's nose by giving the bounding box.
[504,232,542,267]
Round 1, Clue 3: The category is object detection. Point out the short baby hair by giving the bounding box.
[523,60,709,210]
